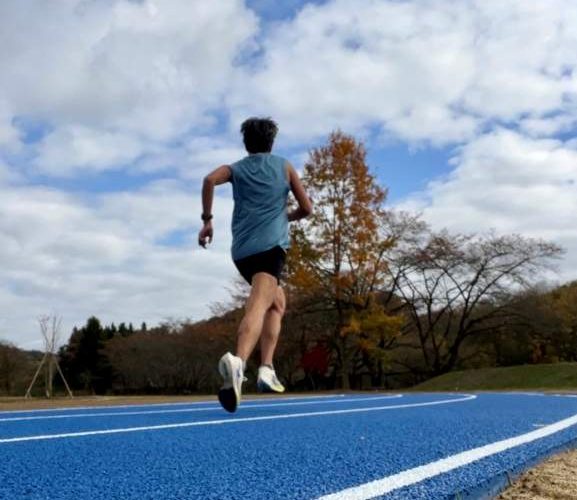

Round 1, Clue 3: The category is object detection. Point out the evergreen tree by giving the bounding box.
[58,317,113,394]
[118,323,129,337]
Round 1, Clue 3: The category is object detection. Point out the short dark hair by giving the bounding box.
[240,117,278,153]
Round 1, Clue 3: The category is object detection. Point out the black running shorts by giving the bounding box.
[233,246,287,285]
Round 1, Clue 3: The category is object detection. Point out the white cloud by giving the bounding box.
[0,180,237,348]
[35,126,145,175]
[230,0,577,145]
[0,1,289,347]
[130,135,247,179]
[520,113,577,138]
[96,178,234,243]
[0,0,257,174]
[398,129,577,281]
[4,0,577,174]
[179,137,248,180]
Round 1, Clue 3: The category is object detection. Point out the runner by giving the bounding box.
[198,117,313,413]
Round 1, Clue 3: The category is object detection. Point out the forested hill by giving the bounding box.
[1,280,575,397]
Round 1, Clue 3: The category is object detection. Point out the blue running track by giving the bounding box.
[1,392,576,499]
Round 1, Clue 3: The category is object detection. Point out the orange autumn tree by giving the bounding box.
[287,131,401,389]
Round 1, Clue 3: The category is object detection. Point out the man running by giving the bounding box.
[198,117,313,413]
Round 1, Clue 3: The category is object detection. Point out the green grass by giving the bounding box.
[412,362,577,391]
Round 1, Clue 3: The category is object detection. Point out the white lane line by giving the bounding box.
[504,392,546,396]
[317,412,577,500]
[0,393,352,416]
[0,394,475,444]
[0,395,402,422]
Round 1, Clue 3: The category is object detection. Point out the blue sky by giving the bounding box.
[19,124,453,203]
[1,0,576,348]
[246,0,327,21]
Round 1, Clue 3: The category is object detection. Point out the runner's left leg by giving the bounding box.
[236,272,278,362]
[257,286,286,393]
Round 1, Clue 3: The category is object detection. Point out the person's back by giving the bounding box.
[230,153,290,261]
[198,117,312,413]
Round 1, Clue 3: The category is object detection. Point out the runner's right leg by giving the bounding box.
[237,273,278,360]
[218,272,278,413]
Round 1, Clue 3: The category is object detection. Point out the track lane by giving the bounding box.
[0,393,575,499]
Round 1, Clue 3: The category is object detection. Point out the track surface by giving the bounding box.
[0,393,576,499]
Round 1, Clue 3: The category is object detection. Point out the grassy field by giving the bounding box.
[413,362,577,392]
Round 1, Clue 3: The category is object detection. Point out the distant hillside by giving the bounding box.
[412,363,577,391]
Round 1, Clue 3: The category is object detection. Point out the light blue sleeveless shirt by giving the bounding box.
[230,153,290,261]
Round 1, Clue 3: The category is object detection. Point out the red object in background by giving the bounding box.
[301,343,329,375]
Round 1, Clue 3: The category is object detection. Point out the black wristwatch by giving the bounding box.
[201,213,213,222]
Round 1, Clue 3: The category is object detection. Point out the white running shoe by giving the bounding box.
[218,352,244,413]
[257,365,285,393]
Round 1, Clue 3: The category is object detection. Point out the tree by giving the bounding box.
[386,227,563,376]
[0,341,30,395]
[542,281,577,362]
[118,323,129,337]
[288,131,400,388]
[59,316,111,394]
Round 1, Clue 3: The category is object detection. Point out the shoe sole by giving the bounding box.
[218,387,238,413]
[257,379,285,394]
[218,354,241,413]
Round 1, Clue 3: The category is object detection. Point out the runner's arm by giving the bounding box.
[199,165,231,248]
[201,165,232,219]
[287,163,313,222]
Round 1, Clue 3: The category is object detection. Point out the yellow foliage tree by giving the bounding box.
[287,131,400,388]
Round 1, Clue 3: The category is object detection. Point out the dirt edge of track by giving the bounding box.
[496,448,577,499]
[0,392,349,411]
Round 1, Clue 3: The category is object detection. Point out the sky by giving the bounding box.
[1,0,577,349]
